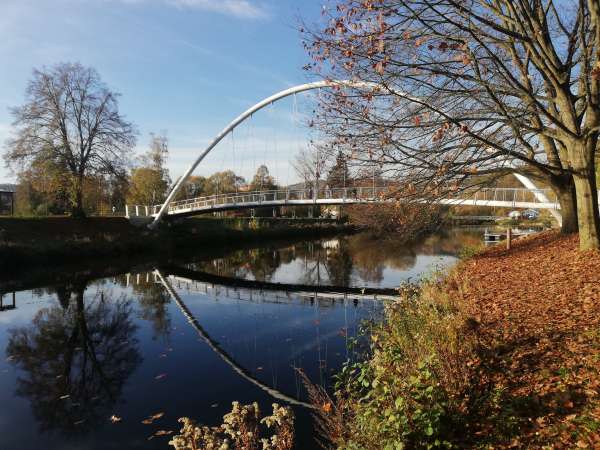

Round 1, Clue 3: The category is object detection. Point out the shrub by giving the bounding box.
[308,276,476,449]
[169,402,294,450]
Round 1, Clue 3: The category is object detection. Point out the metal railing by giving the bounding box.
[125,186,567,218]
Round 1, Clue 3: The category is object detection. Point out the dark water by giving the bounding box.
[0,229,480,450]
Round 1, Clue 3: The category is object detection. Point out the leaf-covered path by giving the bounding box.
[459,232,600,447]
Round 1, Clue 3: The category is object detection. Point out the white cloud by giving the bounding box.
[166,0,269,19]
[111,0,269,19]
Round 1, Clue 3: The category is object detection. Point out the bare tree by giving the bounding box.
[304,0,600,249]
[4,62,136,217]
[293,144,329,188]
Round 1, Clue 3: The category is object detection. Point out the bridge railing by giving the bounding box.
[125,186,562,218]
[459,187,558,206]
[158,186,390,214]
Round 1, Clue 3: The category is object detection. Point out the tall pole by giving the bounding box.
[372,165,375,195]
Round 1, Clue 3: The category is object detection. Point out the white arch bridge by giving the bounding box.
[131,80,564,226]
[126,186,561,219]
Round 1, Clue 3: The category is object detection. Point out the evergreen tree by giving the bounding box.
[249,165,277,191]
[327,151,350,188]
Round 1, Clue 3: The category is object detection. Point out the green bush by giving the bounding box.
[457,244,483,260]
[328,278,474,449]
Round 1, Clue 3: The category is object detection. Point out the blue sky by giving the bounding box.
[0,0,326,184]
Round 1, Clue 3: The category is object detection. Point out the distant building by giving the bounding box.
[0,184,16,216]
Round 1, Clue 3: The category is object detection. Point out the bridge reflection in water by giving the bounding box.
[0,292,16,311]
[124,267,392,409]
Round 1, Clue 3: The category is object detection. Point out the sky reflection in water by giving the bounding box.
[0,229,481,449]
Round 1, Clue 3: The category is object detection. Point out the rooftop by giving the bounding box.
[0,184,17,193]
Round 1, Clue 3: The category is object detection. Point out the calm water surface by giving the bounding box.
[0,229,480,450]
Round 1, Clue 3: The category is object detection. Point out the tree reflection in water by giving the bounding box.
[6,282,141,434]
[180,229,482,288]
[130,278,172,340]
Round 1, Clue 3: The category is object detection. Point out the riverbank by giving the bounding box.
[317,231,600,448]
[0,216,356,277]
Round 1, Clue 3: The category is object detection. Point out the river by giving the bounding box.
[0,228,481,450]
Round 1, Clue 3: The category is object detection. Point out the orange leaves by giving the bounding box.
[147,430,174,441]
[453,232,600,447]
[432,128,445,142]
[592,62,600,80]
[142,412,165,425]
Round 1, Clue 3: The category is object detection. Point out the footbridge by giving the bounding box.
[139,80,564,227]
[127,186,561,219]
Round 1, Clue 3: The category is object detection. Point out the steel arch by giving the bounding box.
[150,80,561,227]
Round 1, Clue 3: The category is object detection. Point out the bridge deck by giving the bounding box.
[126,187,571,219]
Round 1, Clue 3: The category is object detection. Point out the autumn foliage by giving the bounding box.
[313,233,600,448]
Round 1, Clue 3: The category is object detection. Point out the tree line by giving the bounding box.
[2,63,282,216]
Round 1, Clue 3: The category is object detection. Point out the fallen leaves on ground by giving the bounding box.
[455,232,600,448]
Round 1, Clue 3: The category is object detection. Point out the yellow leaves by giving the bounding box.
[322,402,332,413]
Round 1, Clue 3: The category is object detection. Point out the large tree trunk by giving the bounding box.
[70,175,86,219]
[554,178,578,234]
[573,172,600,250]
